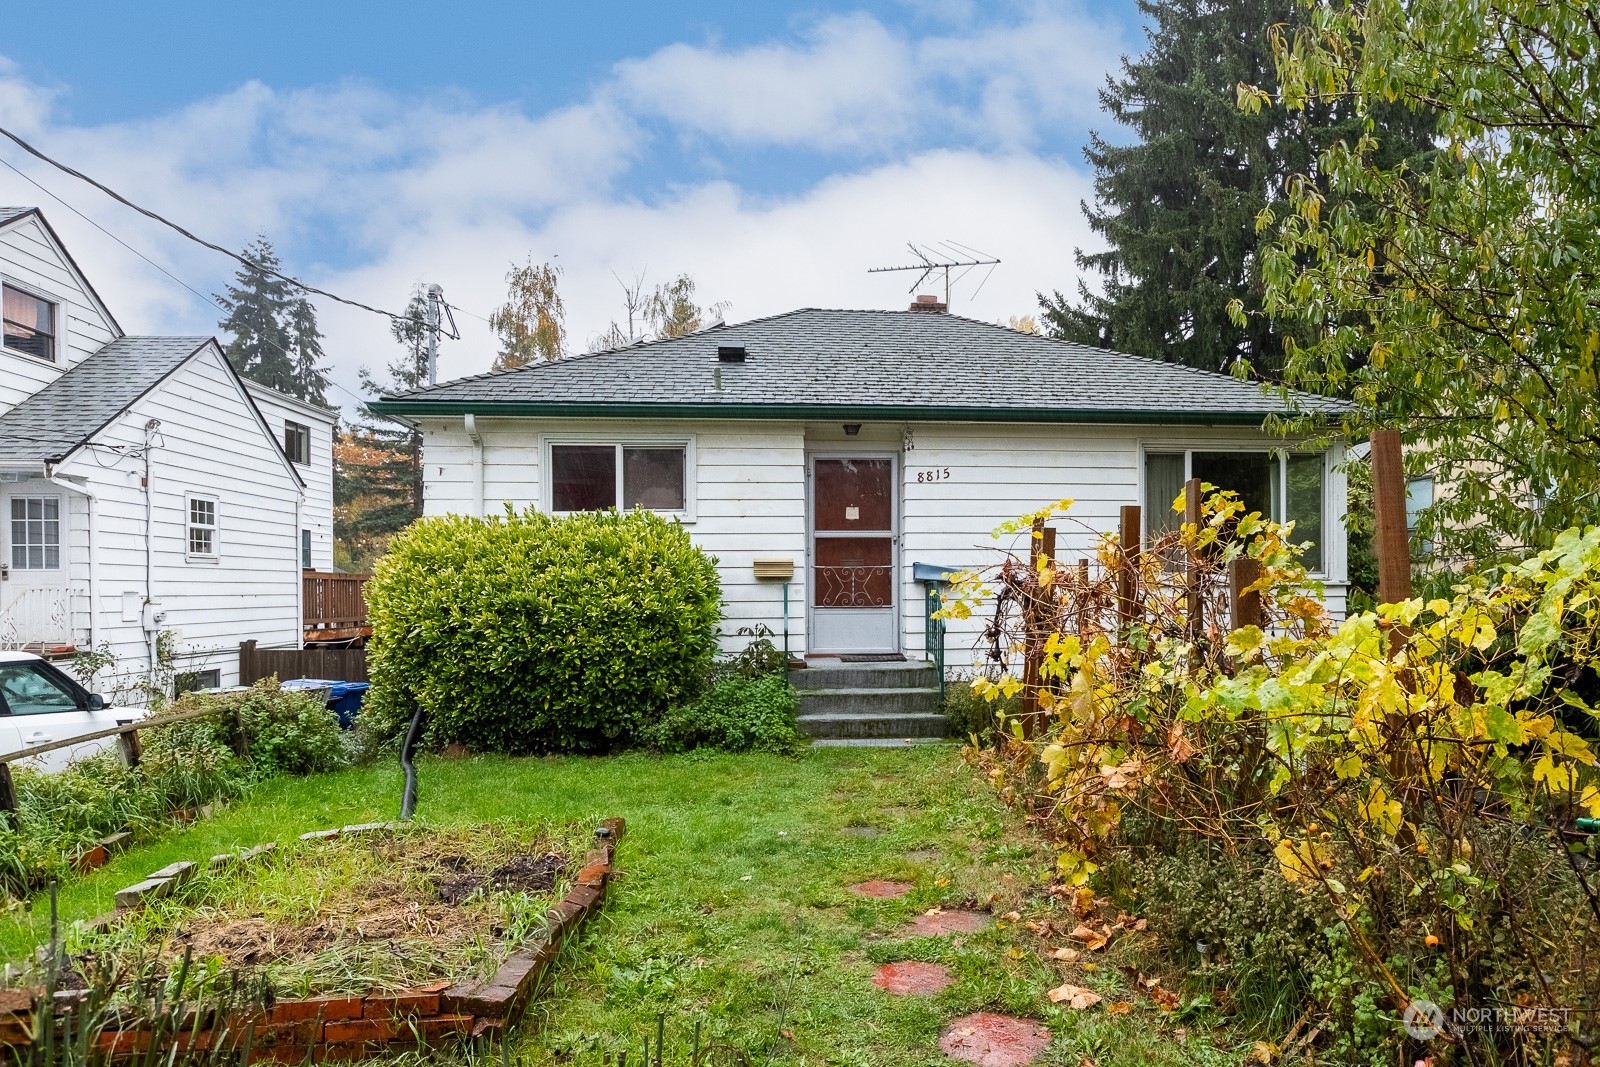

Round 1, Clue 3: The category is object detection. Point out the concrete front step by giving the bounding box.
[797,687,942,717]
[790,662,939,691]
[797,711,949,740]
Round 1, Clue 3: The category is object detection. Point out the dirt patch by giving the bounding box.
[940,1013,1051,1067]
[849,880,913,899]
[438,852,566,905]
[872,961,954,995]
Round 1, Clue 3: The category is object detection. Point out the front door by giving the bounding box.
[809,457,897,653]
[0,488,71,649]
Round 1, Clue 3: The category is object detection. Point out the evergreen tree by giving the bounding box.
[1042,0,1435,377]
[335,289,429,567]
[215,236,331,405]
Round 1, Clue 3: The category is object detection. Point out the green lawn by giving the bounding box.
[1,748,1233,1066]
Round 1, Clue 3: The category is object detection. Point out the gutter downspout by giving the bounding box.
[142,420,159,675]
[44,470,97,655]
[295,488,305,651]
[464,414,484,518]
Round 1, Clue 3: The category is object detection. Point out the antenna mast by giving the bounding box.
[868,242,1000,308]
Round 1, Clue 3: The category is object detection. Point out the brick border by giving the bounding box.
[1,817,625,1058]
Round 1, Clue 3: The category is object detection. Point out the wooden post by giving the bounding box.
[1020,521,1057,739]
[0,764,15,817]
[1118,504,1141,628]
[1228,557,1263,631]
[240,640,258,686]
[1369,429,1413,604]
[117,729,143,769]
[1185,477,1204,641]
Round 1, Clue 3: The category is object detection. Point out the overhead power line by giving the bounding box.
[0,122,412,324]
[0,155,372,410]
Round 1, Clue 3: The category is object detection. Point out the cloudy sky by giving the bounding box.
[1,0,1137,411]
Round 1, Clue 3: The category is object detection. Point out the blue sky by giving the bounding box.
[1,1,1139,406]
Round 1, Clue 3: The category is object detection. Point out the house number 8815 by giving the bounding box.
[916,468,952,483]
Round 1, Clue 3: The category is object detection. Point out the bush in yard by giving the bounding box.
[363,507,722,753]
[649,673,803,754]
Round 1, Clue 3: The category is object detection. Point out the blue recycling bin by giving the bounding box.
[278,678,371,729]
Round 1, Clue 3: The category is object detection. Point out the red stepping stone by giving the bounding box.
[871,961,954,995]
[905,909,991,936]
[849,880,912,898]
[940,1013,1051,1067]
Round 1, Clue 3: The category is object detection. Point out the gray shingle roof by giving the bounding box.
[0,207,37,227]
[0,337,210,463]
[376,309,1345,425]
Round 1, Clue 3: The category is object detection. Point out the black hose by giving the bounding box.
[399,707,425,821]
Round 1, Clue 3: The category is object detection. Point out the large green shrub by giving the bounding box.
[363,507,722,753]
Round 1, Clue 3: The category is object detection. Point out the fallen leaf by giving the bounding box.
[781,1030,796,1042]
[1173,1027,1187,1042]
[1069,923,1099,941]
[1007,946,1025,960]
[935,878,950,887]
[1133,918,1148,932]
[1052,947,1080,962]
[1004,911,1022,922]
[1150,986,1180,1011]
[1085,933,1109,951]
[1072,886,1096,917]
[1106,1001,1132,1015]
[1048,983,1103,1010]
[1249,1041,1278,1064]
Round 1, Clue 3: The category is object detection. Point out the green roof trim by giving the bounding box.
[367,398,1291,426]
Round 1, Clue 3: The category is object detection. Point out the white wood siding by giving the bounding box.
[0,215,119,415]
[418,416,1349,665]
[246,385,335,571]
[54,344,303,693]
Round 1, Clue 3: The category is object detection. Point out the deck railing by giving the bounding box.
[302,571,370,640]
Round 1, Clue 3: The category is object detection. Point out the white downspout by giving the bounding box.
[295,489,305,651]
[464,414,484,518]
[142,420,160,674]
[44,471,97,654]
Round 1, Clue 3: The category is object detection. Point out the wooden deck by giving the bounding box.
[303,571,371,643]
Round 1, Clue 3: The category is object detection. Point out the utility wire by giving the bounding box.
[0,122,412,324]
[0,155,372,411]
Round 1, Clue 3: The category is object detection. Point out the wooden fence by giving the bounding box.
[239,640,368,685]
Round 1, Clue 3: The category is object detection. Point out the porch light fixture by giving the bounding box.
[843,423,862,435]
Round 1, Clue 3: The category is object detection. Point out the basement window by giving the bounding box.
[549,443,688,514]
[3,284,56,363]
[1143,449,1325,572]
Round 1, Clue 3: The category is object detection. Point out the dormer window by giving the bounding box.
[2,284,56,363]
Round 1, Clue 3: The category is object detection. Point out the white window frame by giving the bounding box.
[1137,441,1331,576]
[7,494,63,571]
[185,493,220,562]
[539,434,697,522]
[283,421,312,465]
[1,277,62,365]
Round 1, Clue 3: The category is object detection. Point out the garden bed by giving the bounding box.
[2,817,625,1058]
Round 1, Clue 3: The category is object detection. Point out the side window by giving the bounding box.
[187,495,219,560]
[284,421,311,465]
[0,663,81,716]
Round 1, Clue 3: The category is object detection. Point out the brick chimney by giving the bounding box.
[908,294,947,313]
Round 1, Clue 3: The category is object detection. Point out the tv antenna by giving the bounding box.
[868,241,1000,308]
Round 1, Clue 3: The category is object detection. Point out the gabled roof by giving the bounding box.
[0,336,210,464]
[0,206,124,338]
[372,308,1347,426]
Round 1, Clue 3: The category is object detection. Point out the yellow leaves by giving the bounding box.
[1225,626,1268,659]
[1533,753,1577,793]
[1274,837,1329,883]
[1057,851,1099,887]
[1358,782,1404,836]
[1334,753,1365,779]
[1581,784,1600,819]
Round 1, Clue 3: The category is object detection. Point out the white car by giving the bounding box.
[0,650,144,772]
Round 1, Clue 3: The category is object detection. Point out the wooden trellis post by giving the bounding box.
[1185,477,1204,641]
[1118,504,1141,630]
[1228,557,1263,631]
[1020,519,1057,739]
[1370,429,1413,605]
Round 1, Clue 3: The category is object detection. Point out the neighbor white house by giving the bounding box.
[374,300,1351,676]
[0,206,337,696]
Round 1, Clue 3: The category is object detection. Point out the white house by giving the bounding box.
[374,301,1349,740]
[0,206,336,696]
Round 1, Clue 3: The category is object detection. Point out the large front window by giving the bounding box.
[550,444,687,513]
[9,496,60,570]
[1144,449,1326,571]
[2,284,56,362]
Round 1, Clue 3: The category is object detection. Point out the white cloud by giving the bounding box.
[0,3,1115,412]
